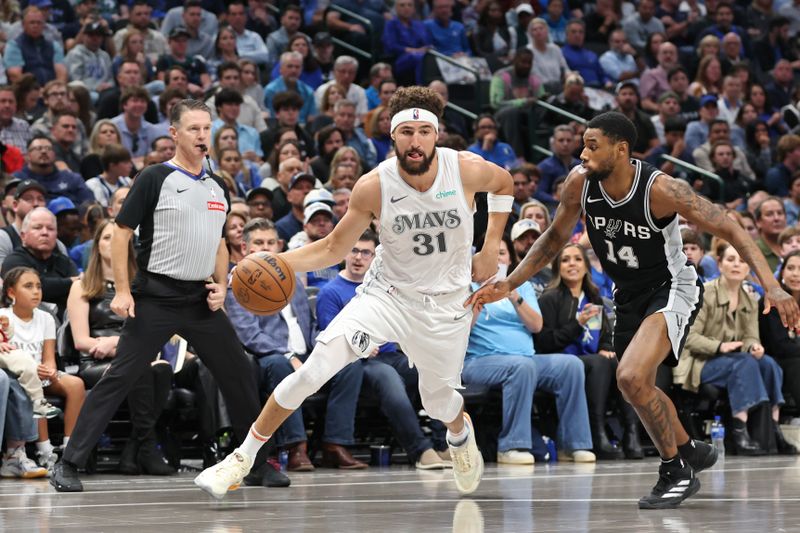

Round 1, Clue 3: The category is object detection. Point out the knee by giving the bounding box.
[420,389,462,423]
[616,365,647,402]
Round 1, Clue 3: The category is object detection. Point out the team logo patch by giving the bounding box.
[207,201,225,211]
[604,218,623,239]
[351,331,371,353]
[413,108,419,120]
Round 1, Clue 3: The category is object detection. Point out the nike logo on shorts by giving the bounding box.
[390,195,408,203]
[453,310,470,320]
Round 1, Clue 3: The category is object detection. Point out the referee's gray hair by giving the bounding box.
[169,98,212,126]
[242,218,277,245]
[21,207,56,233]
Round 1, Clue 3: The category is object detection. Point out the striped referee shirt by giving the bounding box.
[116,162,229,281]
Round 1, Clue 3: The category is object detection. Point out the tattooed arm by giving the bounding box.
[650,174,800,328]
[465,169,585,308]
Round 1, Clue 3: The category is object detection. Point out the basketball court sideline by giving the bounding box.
[2,456,798,531]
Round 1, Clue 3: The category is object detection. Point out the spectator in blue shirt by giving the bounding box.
[467,114,519,170]
[275,172,315,242]
[685,95,720,154]
[364,63,393,111]
[211,88,263,161]
[562,20,611,89]
[382,0,431,85]
[424,0,471,57]
[225,218,367,470]
[14,136,93,206]
[264,51,317,125]
[316,229,453,469]
[268,34,325,90]
[463,234,595,464]
[333,100,377,170]
[765,135,800,198]
[538,125,580,203]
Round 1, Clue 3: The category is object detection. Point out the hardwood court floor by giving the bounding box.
[0,456,797,532]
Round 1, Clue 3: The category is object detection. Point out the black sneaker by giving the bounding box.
[638,459,700,510]
[50,460,83,492]
[682,440,718,474]
[244,459,291,488]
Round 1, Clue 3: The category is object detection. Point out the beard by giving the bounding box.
[398,146,436,176]
[586,166,613,182]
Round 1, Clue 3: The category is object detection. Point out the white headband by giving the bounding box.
[390,108,439,133]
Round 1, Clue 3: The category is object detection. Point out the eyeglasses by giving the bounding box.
[29,145,54,152]
[131,134,140,153]
[350,247,374,258]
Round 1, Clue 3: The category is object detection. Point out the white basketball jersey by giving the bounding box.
[367,147,475,295]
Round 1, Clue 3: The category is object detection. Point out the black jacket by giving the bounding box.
[760,306,800,362]
[1,246,77,317]
[535,284,613,354]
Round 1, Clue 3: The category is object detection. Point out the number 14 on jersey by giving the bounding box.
[604,239,640,269]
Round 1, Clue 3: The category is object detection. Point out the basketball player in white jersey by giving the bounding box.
[194,87,514,499]
[469,112,800,509]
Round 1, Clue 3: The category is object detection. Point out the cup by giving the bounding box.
[370,445,391,466]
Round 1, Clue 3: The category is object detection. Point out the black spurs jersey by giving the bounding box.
[581,159,688,292]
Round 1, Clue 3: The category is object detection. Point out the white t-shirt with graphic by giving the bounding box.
[0,308,56,364]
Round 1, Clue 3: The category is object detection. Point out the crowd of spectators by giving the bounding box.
[0,0,799,478]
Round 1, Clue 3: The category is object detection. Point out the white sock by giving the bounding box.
[62,436,70,448]
[36,440,53,455]
[447,424,470,447]
[239,425,270,459]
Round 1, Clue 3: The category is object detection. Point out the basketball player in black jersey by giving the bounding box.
[469,112,800,509]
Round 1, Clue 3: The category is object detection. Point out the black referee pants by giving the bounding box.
[63,272,271,468]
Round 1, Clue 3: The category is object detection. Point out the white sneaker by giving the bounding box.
[415,448,453,470]
[0,447,48,478]
[448,413,484,495]
[36,450,59,474]
[558,449,597,463]
[194,449,253,500]
[497,450,535,465]
[32,399,62,419]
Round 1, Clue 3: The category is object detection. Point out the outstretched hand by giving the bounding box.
[763,286,800,330]
[464,280,511,316]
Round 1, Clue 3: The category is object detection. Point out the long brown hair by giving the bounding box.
[82,220,137,300]
[548,243,601,303]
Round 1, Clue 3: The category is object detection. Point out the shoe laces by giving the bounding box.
[217,452,250,478]
[450,445,472,472]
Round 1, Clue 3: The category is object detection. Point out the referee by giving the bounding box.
[51,100,289,492]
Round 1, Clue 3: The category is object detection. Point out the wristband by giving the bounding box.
[487,193,513,212]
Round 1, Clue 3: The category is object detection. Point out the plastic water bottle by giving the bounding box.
[710,416,726,457]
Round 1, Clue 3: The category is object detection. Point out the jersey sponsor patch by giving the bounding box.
[207,201,225,212]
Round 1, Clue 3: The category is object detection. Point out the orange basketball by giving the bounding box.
[232,252,296,315]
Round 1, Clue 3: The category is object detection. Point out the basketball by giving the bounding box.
[232,252,296,315]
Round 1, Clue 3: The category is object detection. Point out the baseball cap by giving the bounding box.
[47,196,77,216]
[29,0,53,7]
[13,179,46,200]
[313,32,332,46]
[289,172,316,189]
[303,188,335,207]
[168,26,192,40]
[657,91,679,104]
[515,4,534,15]
[3,179,21,198]
[699,94,718,107]
[615,80,639,94]
[510,219,541,241]
[303,202,334,224]
[245,187,273,203]
[83,21,111,36]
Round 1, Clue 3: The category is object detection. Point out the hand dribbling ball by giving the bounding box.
[232,252,296,315]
